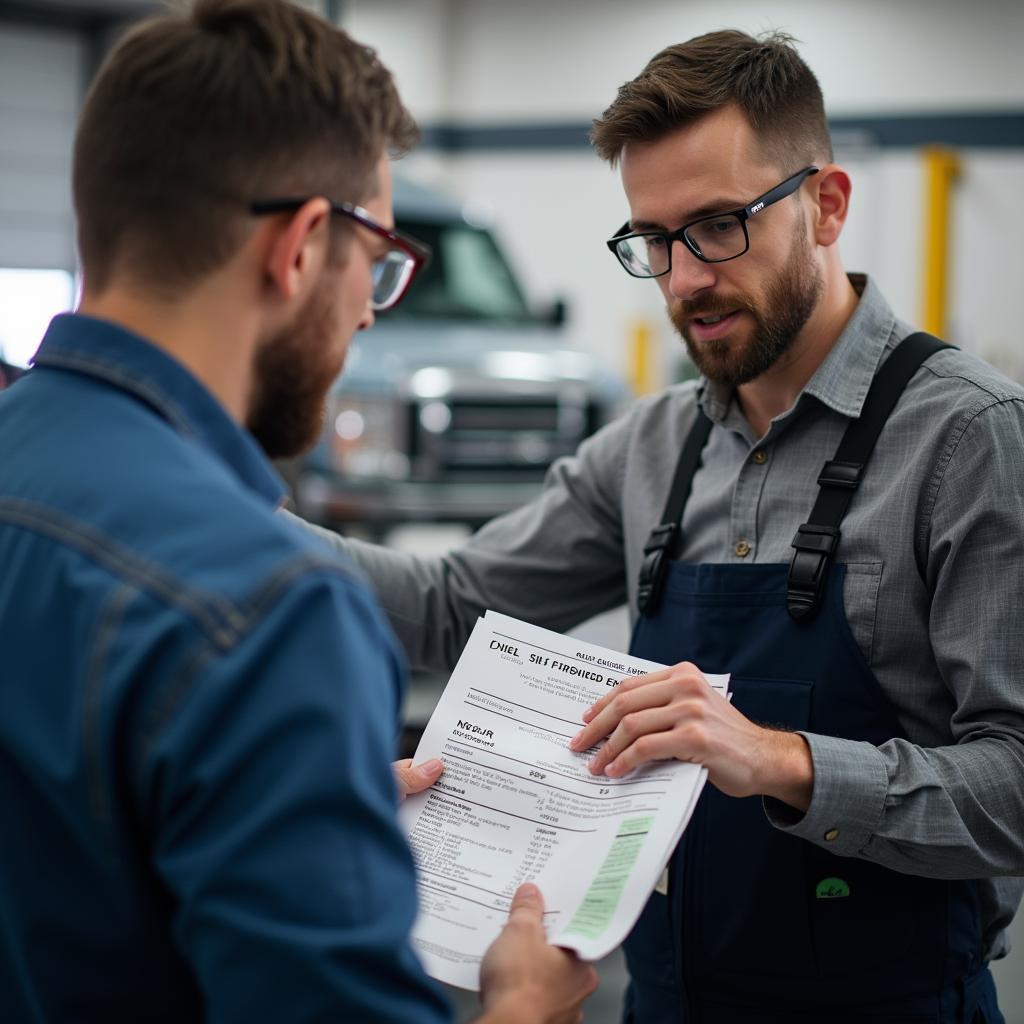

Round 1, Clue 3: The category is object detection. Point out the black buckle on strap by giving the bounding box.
[816,460,863,490]
[787,523,840,622]
[637,523,678,615]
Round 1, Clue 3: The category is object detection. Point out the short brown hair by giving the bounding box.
[73,0,418,294]
[591,29,831,171]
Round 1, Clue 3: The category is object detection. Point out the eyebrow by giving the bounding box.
[630,196,748,232]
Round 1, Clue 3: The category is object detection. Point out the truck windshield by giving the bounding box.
[379,219,533,322]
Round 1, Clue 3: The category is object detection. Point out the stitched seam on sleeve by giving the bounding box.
[917,392,1024,570]
[0,499,245,641]
[83,581,137,860]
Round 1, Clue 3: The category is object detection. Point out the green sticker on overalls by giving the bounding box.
[815,877,850,899]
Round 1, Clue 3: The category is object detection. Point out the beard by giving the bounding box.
[247,274,345,460]
[669,217,823,388]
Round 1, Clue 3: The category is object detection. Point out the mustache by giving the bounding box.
[674,293,757,319]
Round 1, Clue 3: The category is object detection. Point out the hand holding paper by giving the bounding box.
[399,611,729,990]
[570,661,813,808]
[394,757,445,800]
[479,883,597,1024]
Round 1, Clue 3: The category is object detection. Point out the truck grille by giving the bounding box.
[407,394,601,479]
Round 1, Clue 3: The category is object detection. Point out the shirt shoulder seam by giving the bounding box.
[0,497,363,649]
[916,372,1024,566]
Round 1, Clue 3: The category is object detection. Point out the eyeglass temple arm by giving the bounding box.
[401,234,433,266]
[250,198,308,215]
[745,167,819,218]
[606,223,634,250]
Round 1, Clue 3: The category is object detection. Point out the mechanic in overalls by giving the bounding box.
[569,29,1022,1024]
[307,29,1024,1024]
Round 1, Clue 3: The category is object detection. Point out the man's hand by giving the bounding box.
[568,661,813,812]
[392,757,443,801]
[478,883,597,1024]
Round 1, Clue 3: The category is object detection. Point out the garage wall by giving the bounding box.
[3,1,1022,377]
[0,22,83,271]
[396,0,1024,120]
[346,0,1024,384]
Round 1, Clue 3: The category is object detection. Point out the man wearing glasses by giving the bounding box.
[0,1,597,1021]
[320,28,1024,1024]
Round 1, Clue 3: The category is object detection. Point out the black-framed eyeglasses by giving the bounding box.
[250,197,432,311]
[606,165,819,278]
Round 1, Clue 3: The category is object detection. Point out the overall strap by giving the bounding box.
[637,407,713,616]
[787,332,948,621]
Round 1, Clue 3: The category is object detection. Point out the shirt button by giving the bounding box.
[734,540,751,558]
[751,449,768,465]
[824,828,840,842]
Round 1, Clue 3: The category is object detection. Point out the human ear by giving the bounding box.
[263,197,331,302]
[809,165,852,248]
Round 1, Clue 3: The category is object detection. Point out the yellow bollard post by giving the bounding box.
[919,146,962,339]
[629,318,656,396]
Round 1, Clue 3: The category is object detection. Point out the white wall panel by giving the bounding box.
[952,152,1024,371]
[349,0,1024,123]
[0,24,82,271]
[347,0,455,122]
[835,150,922,328]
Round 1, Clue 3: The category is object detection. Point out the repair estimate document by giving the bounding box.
[398,610,730,990]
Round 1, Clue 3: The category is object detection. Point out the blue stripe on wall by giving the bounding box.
[419,112,1024,152]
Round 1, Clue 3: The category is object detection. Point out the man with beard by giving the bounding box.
[307,29,1024,1024]
[0,1,598,1021]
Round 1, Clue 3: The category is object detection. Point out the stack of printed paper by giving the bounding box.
[398,610,729,990]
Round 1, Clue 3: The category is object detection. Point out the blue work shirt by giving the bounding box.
[0,314,451,1023]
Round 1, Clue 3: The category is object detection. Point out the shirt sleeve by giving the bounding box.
[767,397,1024,880]
[137,569,451,1024]
[292,408,636,674]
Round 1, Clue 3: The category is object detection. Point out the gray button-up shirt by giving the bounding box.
[314,275,1024,959]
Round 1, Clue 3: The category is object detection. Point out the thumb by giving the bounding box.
[507,882,545,925]
[394,757,444,799]
[412,757,444,782]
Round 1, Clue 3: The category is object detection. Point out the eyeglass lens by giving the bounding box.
[686,215,746,261]
[371,249,415,310]
[616,214,747,276]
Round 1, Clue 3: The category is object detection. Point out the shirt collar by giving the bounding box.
[698,273,899,425]
[34,313,286,507]
[800,274,897,418]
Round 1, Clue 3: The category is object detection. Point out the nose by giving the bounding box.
[357,300,375,332]
[666,239,716,302]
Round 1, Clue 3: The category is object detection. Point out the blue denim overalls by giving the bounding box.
[620,335,1003,1024]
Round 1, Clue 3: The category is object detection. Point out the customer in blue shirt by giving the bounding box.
[0,1,596,1021]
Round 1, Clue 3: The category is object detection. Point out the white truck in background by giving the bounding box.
[290,177,627,539]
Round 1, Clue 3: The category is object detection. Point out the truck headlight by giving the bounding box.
[328,395,409,479]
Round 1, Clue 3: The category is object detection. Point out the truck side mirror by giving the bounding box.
[545,297,568,328]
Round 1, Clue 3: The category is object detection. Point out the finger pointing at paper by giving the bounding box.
[568,661,815,812]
